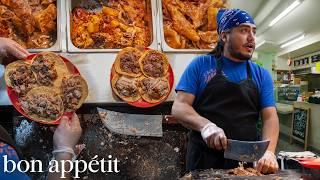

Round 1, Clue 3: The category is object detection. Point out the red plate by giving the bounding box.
[110,62,174,108]
[7,54,80,125]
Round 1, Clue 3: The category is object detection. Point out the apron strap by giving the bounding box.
[246,61,252,80]
[216,57,223,74]
[216,57,252,80]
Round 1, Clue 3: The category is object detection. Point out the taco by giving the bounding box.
[111,73,141,102]
[31,52,69,87]
[61,74,88,112]
[138,76,170,103]
[139,50,169,78]
[5,60,38,96]
[20,86,64,122]
[114,47,143,77]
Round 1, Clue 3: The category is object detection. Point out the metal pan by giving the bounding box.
[28,0,62,52]
[66,0,158,52]
[157,0,212,53]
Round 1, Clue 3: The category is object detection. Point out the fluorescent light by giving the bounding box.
[256,40,266,49]
[280,34,305,48]
[269,0,301,27]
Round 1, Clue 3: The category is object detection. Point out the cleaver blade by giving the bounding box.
[224,139,270,162]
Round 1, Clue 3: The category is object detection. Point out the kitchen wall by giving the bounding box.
[256,51,276,79]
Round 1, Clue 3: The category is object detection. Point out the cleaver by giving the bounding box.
[224,139,270,162]
[97,108,163,137]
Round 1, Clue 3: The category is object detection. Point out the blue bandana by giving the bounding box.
[217,9,255,35]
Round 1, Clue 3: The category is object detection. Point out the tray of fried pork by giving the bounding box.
[66,0,158,52]
[159,0,229,52]
[0,0,62,52]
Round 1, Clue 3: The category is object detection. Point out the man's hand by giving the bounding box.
[256,150,279,174]
[0,38,29,59]
[53,113,82,150]
[201,122,227,150]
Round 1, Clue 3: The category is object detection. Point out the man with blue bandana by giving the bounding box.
[172,9,279,173]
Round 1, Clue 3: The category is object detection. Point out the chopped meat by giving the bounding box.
[120,52,141,74]
[20,92,62,120]
[28,0,40,6]
[140,78,169,100]
[198,31,218,44]
[61,76,83,111]
[33,3,57,33]
[40,0,55,5]
[142,53,165,78]
[31,54,57,86]
[8,64,37,96]
[71,0,151,49]
[115,76,139,98]
[1,0,36,35]
[0,0,57,48]
[227,165,262,176]
[27,32,53,48]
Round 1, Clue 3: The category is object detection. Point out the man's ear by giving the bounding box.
[220,32,227,43]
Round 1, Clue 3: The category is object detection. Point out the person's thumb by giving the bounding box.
[59,115,69,127]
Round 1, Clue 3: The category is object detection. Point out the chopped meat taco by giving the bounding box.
[5,60,38,96]
[139,50,169,78]
[20,86,64,122]
[114,47,143,77]
[31,52,69,87]
[138,76,170,103]
[111,73,141,102]
[61,74,88,112]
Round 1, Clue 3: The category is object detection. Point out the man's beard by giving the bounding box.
[228,42,253,61]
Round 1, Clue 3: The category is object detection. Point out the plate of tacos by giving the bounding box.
[111,47,174,108]
[5,52,88,124]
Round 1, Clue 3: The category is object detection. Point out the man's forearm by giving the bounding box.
[262,116,279,153]
[172,101,211,131]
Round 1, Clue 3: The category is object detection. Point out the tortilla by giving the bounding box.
[20,86,64,122]
[138,76,170,103]
[61,74,88,112]
[139,50,169,78]
[111,73,141,102]
[5,60,37,96]
[31,51,69,88]
[114,47,143,77]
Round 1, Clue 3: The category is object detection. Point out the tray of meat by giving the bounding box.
[66,0,158,52]
[158,0,229,52]
[0,0,62,52]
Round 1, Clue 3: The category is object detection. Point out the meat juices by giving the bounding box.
[20,93,62,120]
[61,76,83,111]
[8,64,37,95]
[142,53,165,78]
[31,54,58,86]
[120,52,141,74]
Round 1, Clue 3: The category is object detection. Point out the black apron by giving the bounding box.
[186,57,260,171]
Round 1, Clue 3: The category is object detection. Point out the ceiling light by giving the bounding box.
[256,40,266,49]
[269,0,302,27]
[280,34,305,48]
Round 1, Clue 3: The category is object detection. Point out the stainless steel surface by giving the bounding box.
[157,0,212,53]
[28,0,62,52]
[97,108,163,137]
[66,0,158,52]
[224,139,270,162]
